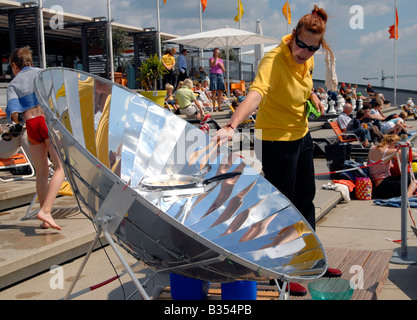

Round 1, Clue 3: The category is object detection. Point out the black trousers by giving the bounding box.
[163,69,175,87]
[255,132,316,230]
[178,69,187,82]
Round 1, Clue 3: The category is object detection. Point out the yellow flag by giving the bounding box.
[282,1,291,25]
[234,0,244,22]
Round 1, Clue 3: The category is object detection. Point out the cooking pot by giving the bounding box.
[140,171,242,191]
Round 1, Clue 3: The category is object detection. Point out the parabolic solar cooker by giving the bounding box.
[35,68,328,300]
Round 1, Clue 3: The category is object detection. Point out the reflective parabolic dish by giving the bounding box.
[35,68,327,282]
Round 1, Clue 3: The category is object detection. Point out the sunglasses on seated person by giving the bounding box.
[295,35,321,52]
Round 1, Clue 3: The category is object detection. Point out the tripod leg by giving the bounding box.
[64,229,102,300]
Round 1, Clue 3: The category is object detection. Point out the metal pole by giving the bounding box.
[199,1,203,66]
[107,0,114,82]
[64,229,102,300]
[226,39,230,98]
[102,226,150,300]
[38,0,46,68]
[156,0,162,59]
[394,0,397,107]
[400,135,408,257]
[391,135,417,265]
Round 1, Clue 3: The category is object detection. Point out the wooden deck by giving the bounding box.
[160,247,393,300]
[316,247,392,300]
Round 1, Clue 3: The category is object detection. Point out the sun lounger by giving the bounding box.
[0,107,6,119]
[0,146,34,182]
[328,118,364,147]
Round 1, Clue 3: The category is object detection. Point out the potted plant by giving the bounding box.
[137,54,168,107]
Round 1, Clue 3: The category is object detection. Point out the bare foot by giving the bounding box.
[37,211,61,231]
[40,222,50,229]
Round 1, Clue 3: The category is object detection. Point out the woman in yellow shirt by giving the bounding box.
[216,5,340,295]
[161,47,176,87]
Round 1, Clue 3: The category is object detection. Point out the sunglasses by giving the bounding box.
[295,35,321,52]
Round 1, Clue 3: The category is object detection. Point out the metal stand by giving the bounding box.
[391,136,417,265]
[64,217,150,300]
[64,181,151,300]
[274,279,290,300]
[21,192,40,221]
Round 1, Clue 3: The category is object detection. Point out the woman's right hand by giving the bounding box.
[213,126,235,146]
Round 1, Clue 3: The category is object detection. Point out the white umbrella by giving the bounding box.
[254,20,264,73]
[325,51,338,92]
[242,45,278,57]
[166,26,278,96]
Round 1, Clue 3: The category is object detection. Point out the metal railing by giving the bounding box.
[187,56,254,84]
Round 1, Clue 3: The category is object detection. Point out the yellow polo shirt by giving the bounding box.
[161,53,175,69]
[250,34,315,141]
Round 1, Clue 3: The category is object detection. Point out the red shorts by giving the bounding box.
[26,116,49,145]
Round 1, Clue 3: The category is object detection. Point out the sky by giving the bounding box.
[15,0,417,92]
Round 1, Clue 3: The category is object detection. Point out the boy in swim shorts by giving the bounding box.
[25,116,50,145]
[6,46,65,230]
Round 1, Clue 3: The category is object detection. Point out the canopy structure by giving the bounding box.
[254,20,264,73]
[166,26,278,95]
[35,68,327,299]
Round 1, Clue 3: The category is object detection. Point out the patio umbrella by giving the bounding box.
[166,26,278,96]
[242,45,277,57]
[325,50,338,92]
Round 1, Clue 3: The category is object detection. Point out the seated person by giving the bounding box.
[165,83,180,114]
[381,111,412,135]
[349,84,358,99]
[358,112,384,143]
[232,89,256,120]
[175,79,205,120]
[175,81,183,92]
[370,92,383,109]
[370,100,388,129]
[337,104,370,147]
[327,90,338,104]
[336,103,353,131]
[407,97,416,109]
[196,67,209,82]
[231,89,246,107]
[194,82,213,110]
[341,84,357,101]
[201,80,211,98]
[370,91,389,106]
[362,104,384,130]
[339,83,349,98]
[316,87,327,101]
[402,98,417,117]
[368,134,417,199]
[194,82,204,94]
[365,83,375,98]
[356,89,371,102]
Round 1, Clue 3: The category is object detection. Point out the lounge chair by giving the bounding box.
[0,133,34,182]
[327,118,364,148]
